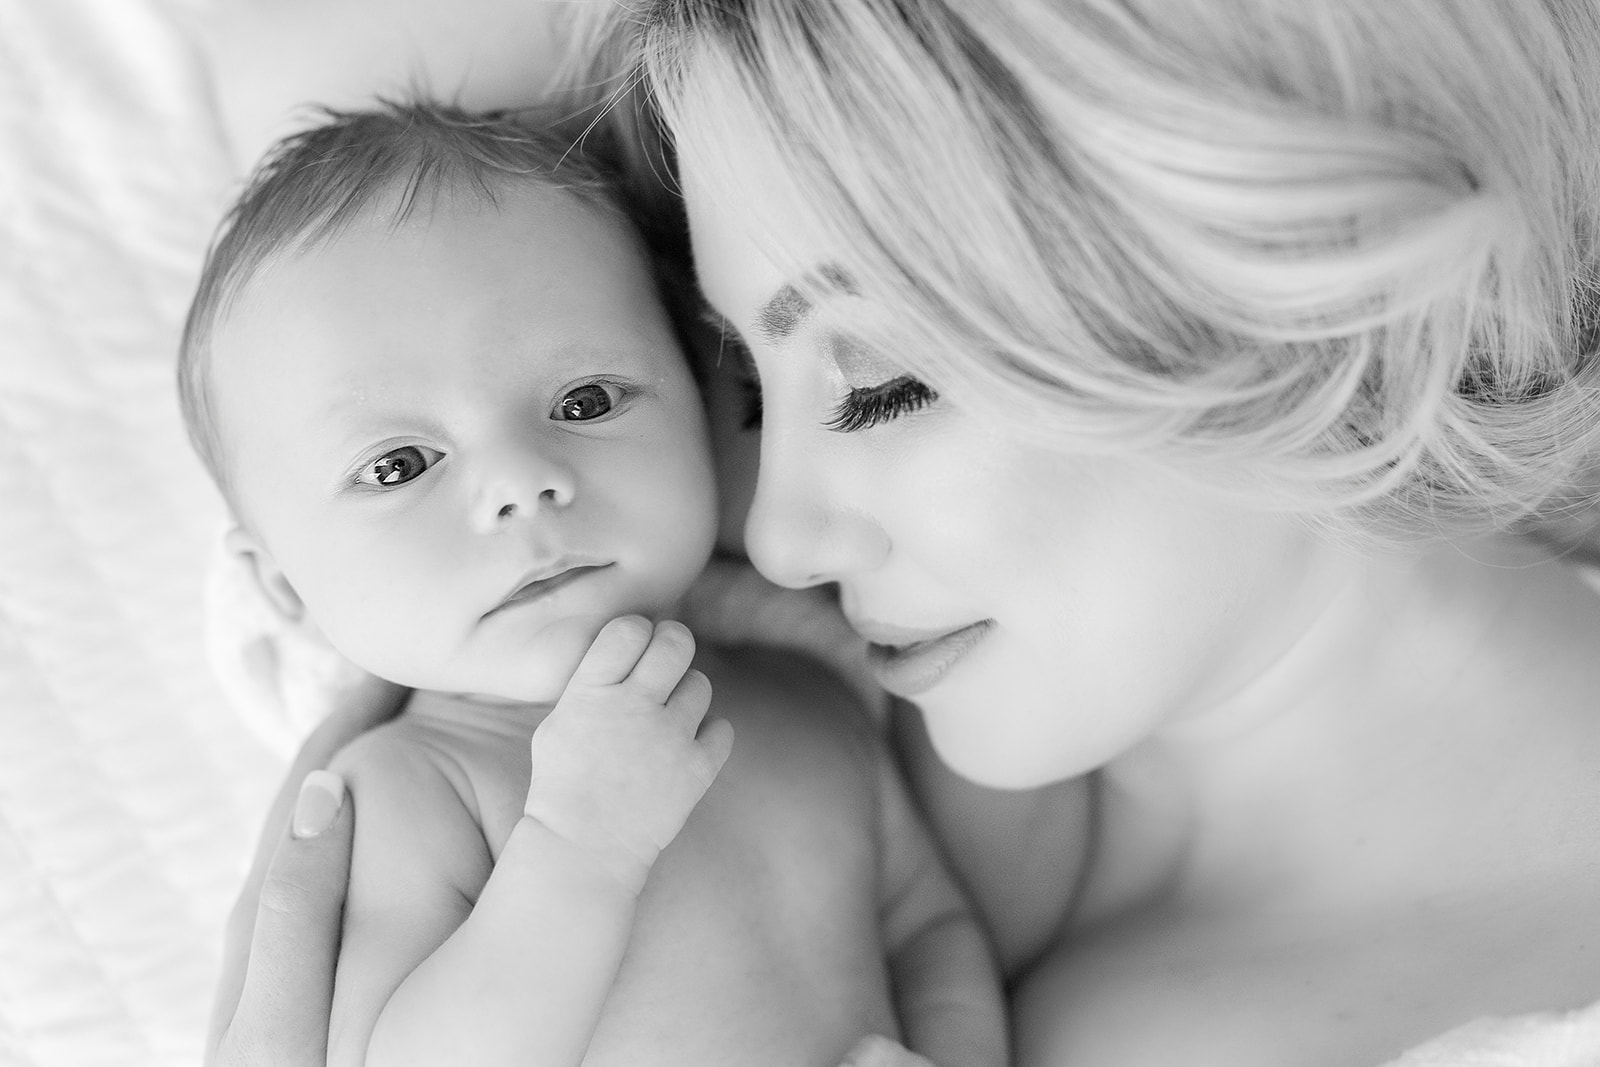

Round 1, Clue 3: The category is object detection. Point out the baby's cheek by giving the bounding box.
[297,575,438,686]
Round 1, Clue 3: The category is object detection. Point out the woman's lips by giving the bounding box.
[863,619,995,697]
[485,563,611,618]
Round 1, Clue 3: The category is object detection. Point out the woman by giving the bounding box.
[210,1,1600,1064]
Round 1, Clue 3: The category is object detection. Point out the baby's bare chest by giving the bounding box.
[453,709,898,1064]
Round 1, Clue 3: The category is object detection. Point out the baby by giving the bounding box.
[178,102,1005,1067]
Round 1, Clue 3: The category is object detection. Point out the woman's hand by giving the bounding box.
[208,770,352,1067]
[207,683,408,1065]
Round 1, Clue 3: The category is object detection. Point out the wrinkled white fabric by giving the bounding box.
[1,1,282,1063]
[1378,1000,1600,1067]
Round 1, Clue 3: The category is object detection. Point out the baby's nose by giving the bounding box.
[493,486,568,521]
[476,459,575,531]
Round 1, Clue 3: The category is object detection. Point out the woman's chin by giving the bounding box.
[917,694,1110,791]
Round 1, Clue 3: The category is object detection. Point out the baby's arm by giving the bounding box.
[330,617,732,1067]
[873,751,1010,1067]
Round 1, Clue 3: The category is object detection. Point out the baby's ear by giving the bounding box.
[222,524,305,623]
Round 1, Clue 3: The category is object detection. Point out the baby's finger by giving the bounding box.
[626,619,697,699]
[695,715,735,775]
[569,615,654,686]
[665,667,713,724]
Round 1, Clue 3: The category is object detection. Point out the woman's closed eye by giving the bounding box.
[821,331,939,432]
[696,303,938,433]
[825,375,938,432]
[736,363,937,433]
[700,313,934,435]
[356,444,443,488]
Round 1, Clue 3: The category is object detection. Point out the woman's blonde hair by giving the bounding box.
[642,0,1600,540]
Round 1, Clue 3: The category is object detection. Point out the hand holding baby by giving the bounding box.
[523,617,735,895]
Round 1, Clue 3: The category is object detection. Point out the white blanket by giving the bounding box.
[1384,1002,1600,1067]
[1,1,281,1063]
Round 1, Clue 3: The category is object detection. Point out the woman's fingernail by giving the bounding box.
[292,770,345,839]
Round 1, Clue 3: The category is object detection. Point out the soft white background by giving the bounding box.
[0,1,282,1063]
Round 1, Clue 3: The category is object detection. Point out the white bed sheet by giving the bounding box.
[1,2,283,1064]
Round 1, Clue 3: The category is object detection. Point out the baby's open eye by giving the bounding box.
[554,381,622,422]
[356,444,440,488]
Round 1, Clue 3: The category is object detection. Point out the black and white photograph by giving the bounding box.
[5,2,1600,1064]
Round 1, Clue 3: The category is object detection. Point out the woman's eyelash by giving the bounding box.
[825,376,938,432]
[696,303,935,432]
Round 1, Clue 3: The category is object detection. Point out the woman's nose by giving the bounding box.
[742,429,888,589]
[473,447,576,532]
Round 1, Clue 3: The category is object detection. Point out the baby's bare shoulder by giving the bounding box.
[328,711,502,826]
[328,713,499,896]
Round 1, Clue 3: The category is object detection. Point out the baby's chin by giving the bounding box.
[441,608,684,706]
[481,613,614,704]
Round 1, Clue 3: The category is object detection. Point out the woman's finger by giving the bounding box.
[208,681,403,1065]
[208,771,353,1067]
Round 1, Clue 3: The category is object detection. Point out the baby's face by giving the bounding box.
[211,186,718,703]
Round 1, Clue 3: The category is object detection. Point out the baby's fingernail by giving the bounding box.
[292,770,345,839]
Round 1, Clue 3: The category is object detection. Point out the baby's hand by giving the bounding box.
[522,617,734,894]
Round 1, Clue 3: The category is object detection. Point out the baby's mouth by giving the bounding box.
[485,563,612,618]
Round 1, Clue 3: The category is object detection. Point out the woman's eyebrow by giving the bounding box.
[756,283,812,342]
[755,265,857,344]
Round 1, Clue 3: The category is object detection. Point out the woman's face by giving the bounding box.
[681,151,1325,789]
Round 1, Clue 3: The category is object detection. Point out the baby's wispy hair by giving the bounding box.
[179,98,623,504]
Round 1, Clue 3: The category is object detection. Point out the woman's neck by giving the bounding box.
[1097,535,1598,921]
